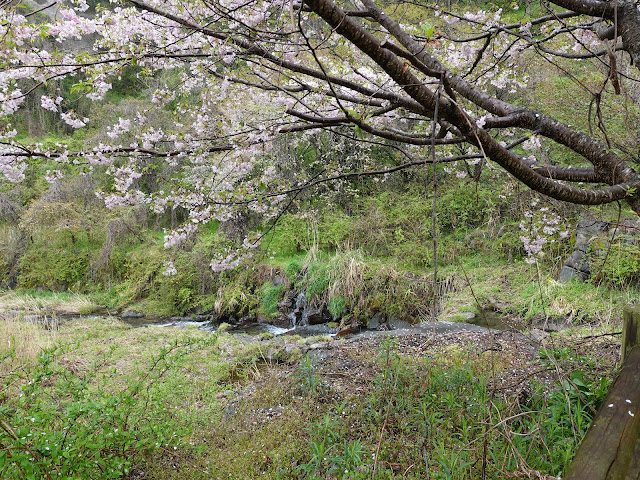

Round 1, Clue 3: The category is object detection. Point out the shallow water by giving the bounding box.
[121,316,338,337]
[121,315,495,338]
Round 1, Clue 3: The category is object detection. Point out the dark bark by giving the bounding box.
[304,0,640,209]
[126,0,640,213]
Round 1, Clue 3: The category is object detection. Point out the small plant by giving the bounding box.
[591,241,640,286]
[328,296,346,318]
[296,353,319,394]
[298,410,367,478]
[262,283,284,317]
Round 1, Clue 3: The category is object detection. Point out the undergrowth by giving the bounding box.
[296,338,610,479]
[0,334,219,479]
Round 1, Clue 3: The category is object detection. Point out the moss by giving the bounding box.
[217,322,232,333]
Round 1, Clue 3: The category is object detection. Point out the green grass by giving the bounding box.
[438,252,637,326]
[0,296,618,480]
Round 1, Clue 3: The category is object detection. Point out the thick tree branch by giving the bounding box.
[303,0,640,208]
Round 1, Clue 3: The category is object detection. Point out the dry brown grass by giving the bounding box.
[0,291,97,315]
[0,312,57,373]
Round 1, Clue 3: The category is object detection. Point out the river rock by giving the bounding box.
[486,297,508,312]
[388,317,412,330]
[367,312,385,330]
[238,315,256,325]
[529,328,551,343]
[269,314,290,328]
[461,311,477,322]
[305,307,324,325]
[277,290,296,312]
[122,310,144,319]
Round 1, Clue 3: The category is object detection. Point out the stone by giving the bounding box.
[387,317,412,330]
[564,250,586,270]
[305,308,324,325]
[461,311,477,322]
[486,297,508,311]
[238,315,256,325]
[529,328,551,343]
[270,314,290,328]
[121,310,144,319]
[367,313,385,330]
[530,315,571,332]
[21,314,59,330]
[576,216,610,236]
[558,215,619,283]
[557,266,578,283]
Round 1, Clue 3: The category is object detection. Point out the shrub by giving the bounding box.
[591,241,640,286]
[18,243,90,291]
[0,336,219,480]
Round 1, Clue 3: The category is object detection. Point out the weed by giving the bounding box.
[591,241,640,287]
[285,259,302,281]
[262,283,284,318]
[298,409,368,478]
[0,334,219,479]
[296,354,320,395]
[328,296,346,318]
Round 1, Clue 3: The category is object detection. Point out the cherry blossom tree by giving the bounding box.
[1,0,640,268]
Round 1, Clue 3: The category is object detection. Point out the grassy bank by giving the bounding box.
[0,313,618,479]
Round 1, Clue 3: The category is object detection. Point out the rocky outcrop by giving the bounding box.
[557,216,610,282]
[557,215,640,283]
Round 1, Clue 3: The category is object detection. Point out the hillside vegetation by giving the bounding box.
[2,1,640,479]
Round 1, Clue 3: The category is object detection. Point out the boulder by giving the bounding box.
[558,215,616,283]
[367,312,385,330]
[305,307,324,325]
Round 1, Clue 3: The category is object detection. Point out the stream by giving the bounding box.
[4,309,501,339]
[120,315,497,338]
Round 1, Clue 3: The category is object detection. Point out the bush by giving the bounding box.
[18,243,90,291]
[0,336,219,480]
[592,241,640,286]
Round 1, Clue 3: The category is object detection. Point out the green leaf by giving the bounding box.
[421,22,436,38]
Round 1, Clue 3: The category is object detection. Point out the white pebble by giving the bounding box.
[608,404,614,407]
[626,399,632,404]
[629,411,635,417]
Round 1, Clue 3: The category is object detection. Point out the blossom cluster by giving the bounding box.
[163,224,198,249]
[519,202,569,264]
[209,238,259,272]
